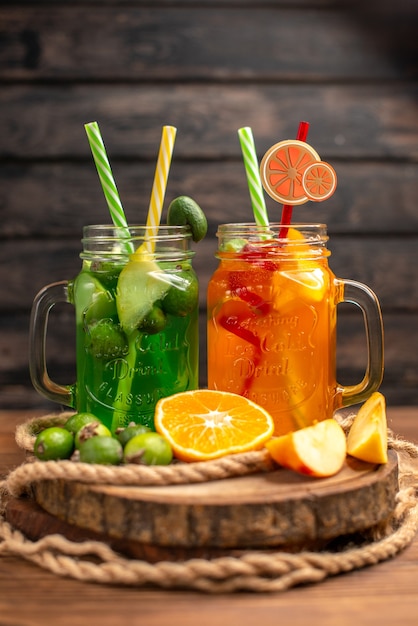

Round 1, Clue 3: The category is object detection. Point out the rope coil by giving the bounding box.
[10,412,276,496]
[1,412,418,593]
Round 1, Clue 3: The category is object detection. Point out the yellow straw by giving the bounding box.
[145,125,177,251]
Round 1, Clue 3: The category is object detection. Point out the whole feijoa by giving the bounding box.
[124,432,173,466]
[75,421,112,449]
[79,436,123,465]
[167,196,208,243]
[162,270,198,317]
[34,427,74,461]
[65,412,102,435]
[116,424,152,448]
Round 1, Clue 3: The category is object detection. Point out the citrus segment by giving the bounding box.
[260,140,320,205]
[272,267,327,310]
[302,161,337,202]
[346,392,388,464]
[154,389,274,462]
[272,228,328,306]
[282,227,313,258]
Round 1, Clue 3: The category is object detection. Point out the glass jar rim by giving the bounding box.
[83,224,192,238]
[216,222,327,236]
[215,223,330,259]
[80,224,194,262]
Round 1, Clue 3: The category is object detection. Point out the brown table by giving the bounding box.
[1,407,418,626]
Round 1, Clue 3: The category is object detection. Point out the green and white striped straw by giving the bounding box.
[84,121,134,253]
[238,127,270,230]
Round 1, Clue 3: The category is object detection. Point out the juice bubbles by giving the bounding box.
[30,225,198,432]
[207,223,384,436]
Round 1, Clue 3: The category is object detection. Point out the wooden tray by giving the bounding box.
[6,450,398,561]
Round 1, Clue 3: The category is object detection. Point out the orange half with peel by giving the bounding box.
[260,139,320,205]
[154,389,274,462]
[302,161,337,202]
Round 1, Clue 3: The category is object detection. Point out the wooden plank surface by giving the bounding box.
[2,84,418,159]
[0,6,403,81]
[2,160,418,236]
[25,451,398,553]
[1,0,418,406]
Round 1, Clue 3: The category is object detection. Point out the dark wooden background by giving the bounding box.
[1,0,418,412]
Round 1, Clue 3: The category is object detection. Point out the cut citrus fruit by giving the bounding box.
[302,161,337,202]
[346,392,388,464]
[272,227,328,306]
[154,389,274,462]
[260,139,320,205]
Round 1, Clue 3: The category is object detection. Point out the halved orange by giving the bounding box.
[154,389,274,462]
[302,161,337,202]
[346,392,388,464]
[260,139,320,205]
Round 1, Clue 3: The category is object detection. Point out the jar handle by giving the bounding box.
[29,281,75,408]
[338,279,384,407]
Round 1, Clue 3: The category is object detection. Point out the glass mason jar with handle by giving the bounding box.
[207,223,384,436]
[30,225,199,432]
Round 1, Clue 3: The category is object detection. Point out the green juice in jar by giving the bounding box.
[29,225,199,434]
[69,250,199,432]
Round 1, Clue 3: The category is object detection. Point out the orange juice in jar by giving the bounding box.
[207,223,384,436]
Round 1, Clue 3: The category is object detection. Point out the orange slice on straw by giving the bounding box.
[302,161,337,202]
[154,389,274,462]
[260,139,320,205]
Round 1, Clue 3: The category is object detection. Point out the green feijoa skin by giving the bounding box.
[123,432,173,466]
[86,319,128,359]
[79,436,123,465]
[75,422,112,450]
[116,424,152,448]
[162,270,198,317]
[167,196,208,243]
[89,260,125,290]
[72,272,117,323]
[65,412,102,435]
[138,304,167,334]
[34,427,74,461]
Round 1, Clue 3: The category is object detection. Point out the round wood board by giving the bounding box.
[11,450,398,559]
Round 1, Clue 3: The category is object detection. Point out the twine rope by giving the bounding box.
[8,411,276,496]
[1,412,418,593]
